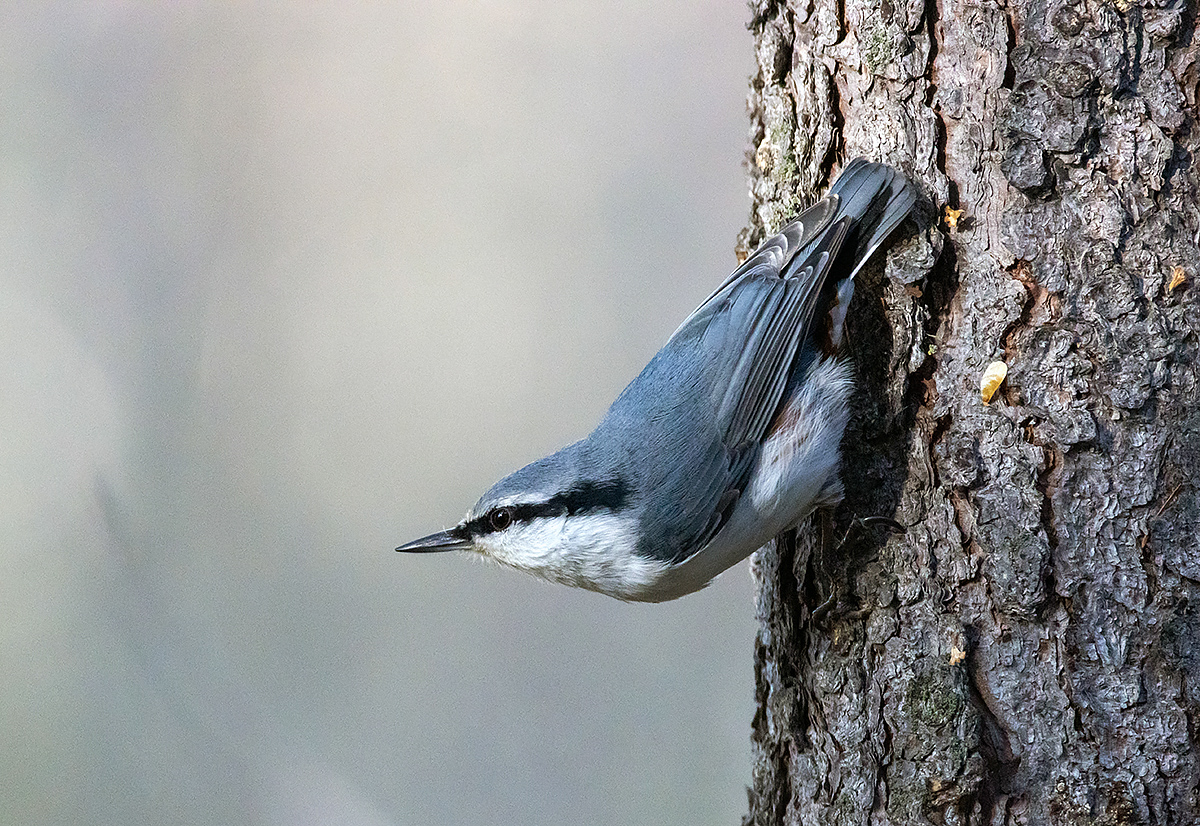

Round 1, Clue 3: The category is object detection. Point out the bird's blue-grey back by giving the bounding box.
[476,159,916,567]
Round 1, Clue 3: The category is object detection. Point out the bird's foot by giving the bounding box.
[836,514,906,550]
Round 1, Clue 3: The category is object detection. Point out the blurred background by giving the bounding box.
[0,3,758,824]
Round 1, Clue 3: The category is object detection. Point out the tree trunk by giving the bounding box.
[740,0,1200,822]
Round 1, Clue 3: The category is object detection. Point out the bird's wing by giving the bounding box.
[713,243,845,450]
[630,215,853,563]
[679,214,852,451]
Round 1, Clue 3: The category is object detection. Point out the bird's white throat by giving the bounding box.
[474,510,669,599]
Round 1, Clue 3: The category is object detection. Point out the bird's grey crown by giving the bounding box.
[465,444,630,536]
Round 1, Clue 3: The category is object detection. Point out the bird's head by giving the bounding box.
[396,455,666,598]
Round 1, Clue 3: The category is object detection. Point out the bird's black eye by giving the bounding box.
[488,507,514,531]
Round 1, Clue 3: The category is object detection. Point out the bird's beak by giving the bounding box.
[395,528,471,553]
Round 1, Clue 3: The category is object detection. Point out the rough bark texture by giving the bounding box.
[739,0,1200,822]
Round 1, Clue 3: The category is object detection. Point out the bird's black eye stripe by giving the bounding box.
[546,480,628,515]
[465,479,629,536]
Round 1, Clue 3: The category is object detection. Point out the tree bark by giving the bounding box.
[740,0,1200,822]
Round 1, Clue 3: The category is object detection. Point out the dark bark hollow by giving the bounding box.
[740,0,1200,823]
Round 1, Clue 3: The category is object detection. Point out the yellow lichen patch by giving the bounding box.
[949,646,966,666]
[980,360,1008,404]
[1169,265,1187,291]
[943,205,965,232]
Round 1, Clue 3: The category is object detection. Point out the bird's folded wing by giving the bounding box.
[701,218,850,451]
[653,216,853,561]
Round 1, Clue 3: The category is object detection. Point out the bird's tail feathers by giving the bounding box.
[825,158,918,280]
[775,159,916,355]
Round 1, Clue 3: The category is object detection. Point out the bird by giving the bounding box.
[397,159,917,602]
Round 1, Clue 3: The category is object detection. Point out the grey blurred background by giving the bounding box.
[0,3,758,824]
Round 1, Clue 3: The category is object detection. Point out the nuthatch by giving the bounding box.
[398,159,916,601]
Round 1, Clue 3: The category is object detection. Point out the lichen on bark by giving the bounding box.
[741,0,1200,823]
